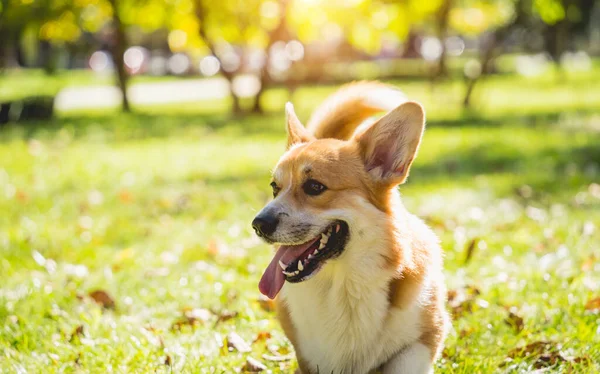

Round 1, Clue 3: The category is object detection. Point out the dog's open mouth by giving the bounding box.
[259,221,349,299]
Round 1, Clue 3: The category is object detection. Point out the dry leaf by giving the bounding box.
[447,285,480,319]
[207,240,220,256]
[171,308,212,331]
[215,310,238,325]
[88,290,115,309]
[258,295,276,312]
[164,355,172,366]
[508,341,556,359]
[69,325,85,342]
[16,190,28,202]
[119,190,133,203]
[243,356,267,372]
[227,332,251,353]
[464,238,479,264]
[505,311,524,333]
[459,327,474,338]
[585,297,600,312]
[581,255,596,272]
[253,331,272,343]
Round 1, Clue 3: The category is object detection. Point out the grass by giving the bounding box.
[1,70,600,373]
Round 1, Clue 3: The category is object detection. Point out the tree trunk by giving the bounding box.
[463,35,496,108]
[195,0,244,115]
[108,0,130,112]
[435,0,452,79]
[252,0,292,113]
[40,40,57,75]
[462,0,526,108]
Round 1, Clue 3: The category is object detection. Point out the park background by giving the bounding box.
[1,0,600,372]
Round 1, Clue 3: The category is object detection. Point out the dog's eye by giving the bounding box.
[270,181,281,197]
[303,179,327,196]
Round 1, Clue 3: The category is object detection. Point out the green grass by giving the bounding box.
[1,72,600,373]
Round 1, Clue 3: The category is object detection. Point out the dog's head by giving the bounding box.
[254,102,425,299]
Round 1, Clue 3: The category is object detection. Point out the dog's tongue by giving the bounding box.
[259,238,318,299]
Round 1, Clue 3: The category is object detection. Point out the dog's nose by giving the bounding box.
[252,214,279,237]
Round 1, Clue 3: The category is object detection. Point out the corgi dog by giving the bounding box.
[252,82,449,374]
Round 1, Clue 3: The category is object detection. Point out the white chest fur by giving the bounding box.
[281,260,424,374]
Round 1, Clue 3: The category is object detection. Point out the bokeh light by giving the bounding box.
[200,56,221,76]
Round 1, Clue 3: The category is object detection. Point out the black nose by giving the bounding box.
[252,213,279,237]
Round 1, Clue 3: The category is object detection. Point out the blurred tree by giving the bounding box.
[107,0,131,112]
[252,0,294,113]
[0,0,9,71]
[194,0,243,114]
[435,0,452,78]
[462,0,528,108]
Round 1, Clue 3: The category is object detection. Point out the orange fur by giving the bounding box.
[263,82,449,373]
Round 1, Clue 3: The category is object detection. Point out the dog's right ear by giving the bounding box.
[286,102,314,148]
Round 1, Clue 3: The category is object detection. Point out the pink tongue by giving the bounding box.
[259,238,319,299]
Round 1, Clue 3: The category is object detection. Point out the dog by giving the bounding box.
[252,82,450,374]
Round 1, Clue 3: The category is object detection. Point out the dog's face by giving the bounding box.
[254,102,425,299]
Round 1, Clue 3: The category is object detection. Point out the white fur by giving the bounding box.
[382,343,433,374]
[280,194,430,374]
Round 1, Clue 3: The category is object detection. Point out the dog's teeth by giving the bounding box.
[321,233,329,244]
[297,261,304,271]
[294,270,300,275]
[307,254,313,260]
[335,224,340,233]
[318,242,325,250]
[283,270,294,276]
[279,260,287,270]
[314,249,319,255]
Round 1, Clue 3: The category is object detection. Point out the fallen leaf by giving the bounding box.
[464,238,479,264]
[459,327,474,338]
[534,351,566,368]
[447,285,480,319]
[69,325,85,342]
[508,341,556,359]
[215,310,238,325]
[585,297,600,312]
[253,331,272,343]
[227,332,251,353]
[171,308,212,331]
[258,295,275,312]
[581,255,596,272]
[88,290,115,309]
[505,311,524,333]
[16,189,28,202]
[119,189,133,203]
[207,240,220,256]
[164,355,172,366]
[504,341,577,369]
[243,356,266,372]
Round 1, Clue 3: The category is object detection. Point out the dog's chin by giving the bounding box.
[279,221,350,283]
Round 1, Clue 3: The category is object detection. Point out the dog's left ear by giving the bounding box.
[286,102,314,148]
[353,101,425,185]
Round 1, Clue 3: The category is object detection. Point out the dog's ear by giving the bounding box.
[286,102,314,148]
[353,101,425,185]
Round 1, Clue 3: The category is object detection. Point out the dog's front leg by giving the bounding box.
[382,343,433,374]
